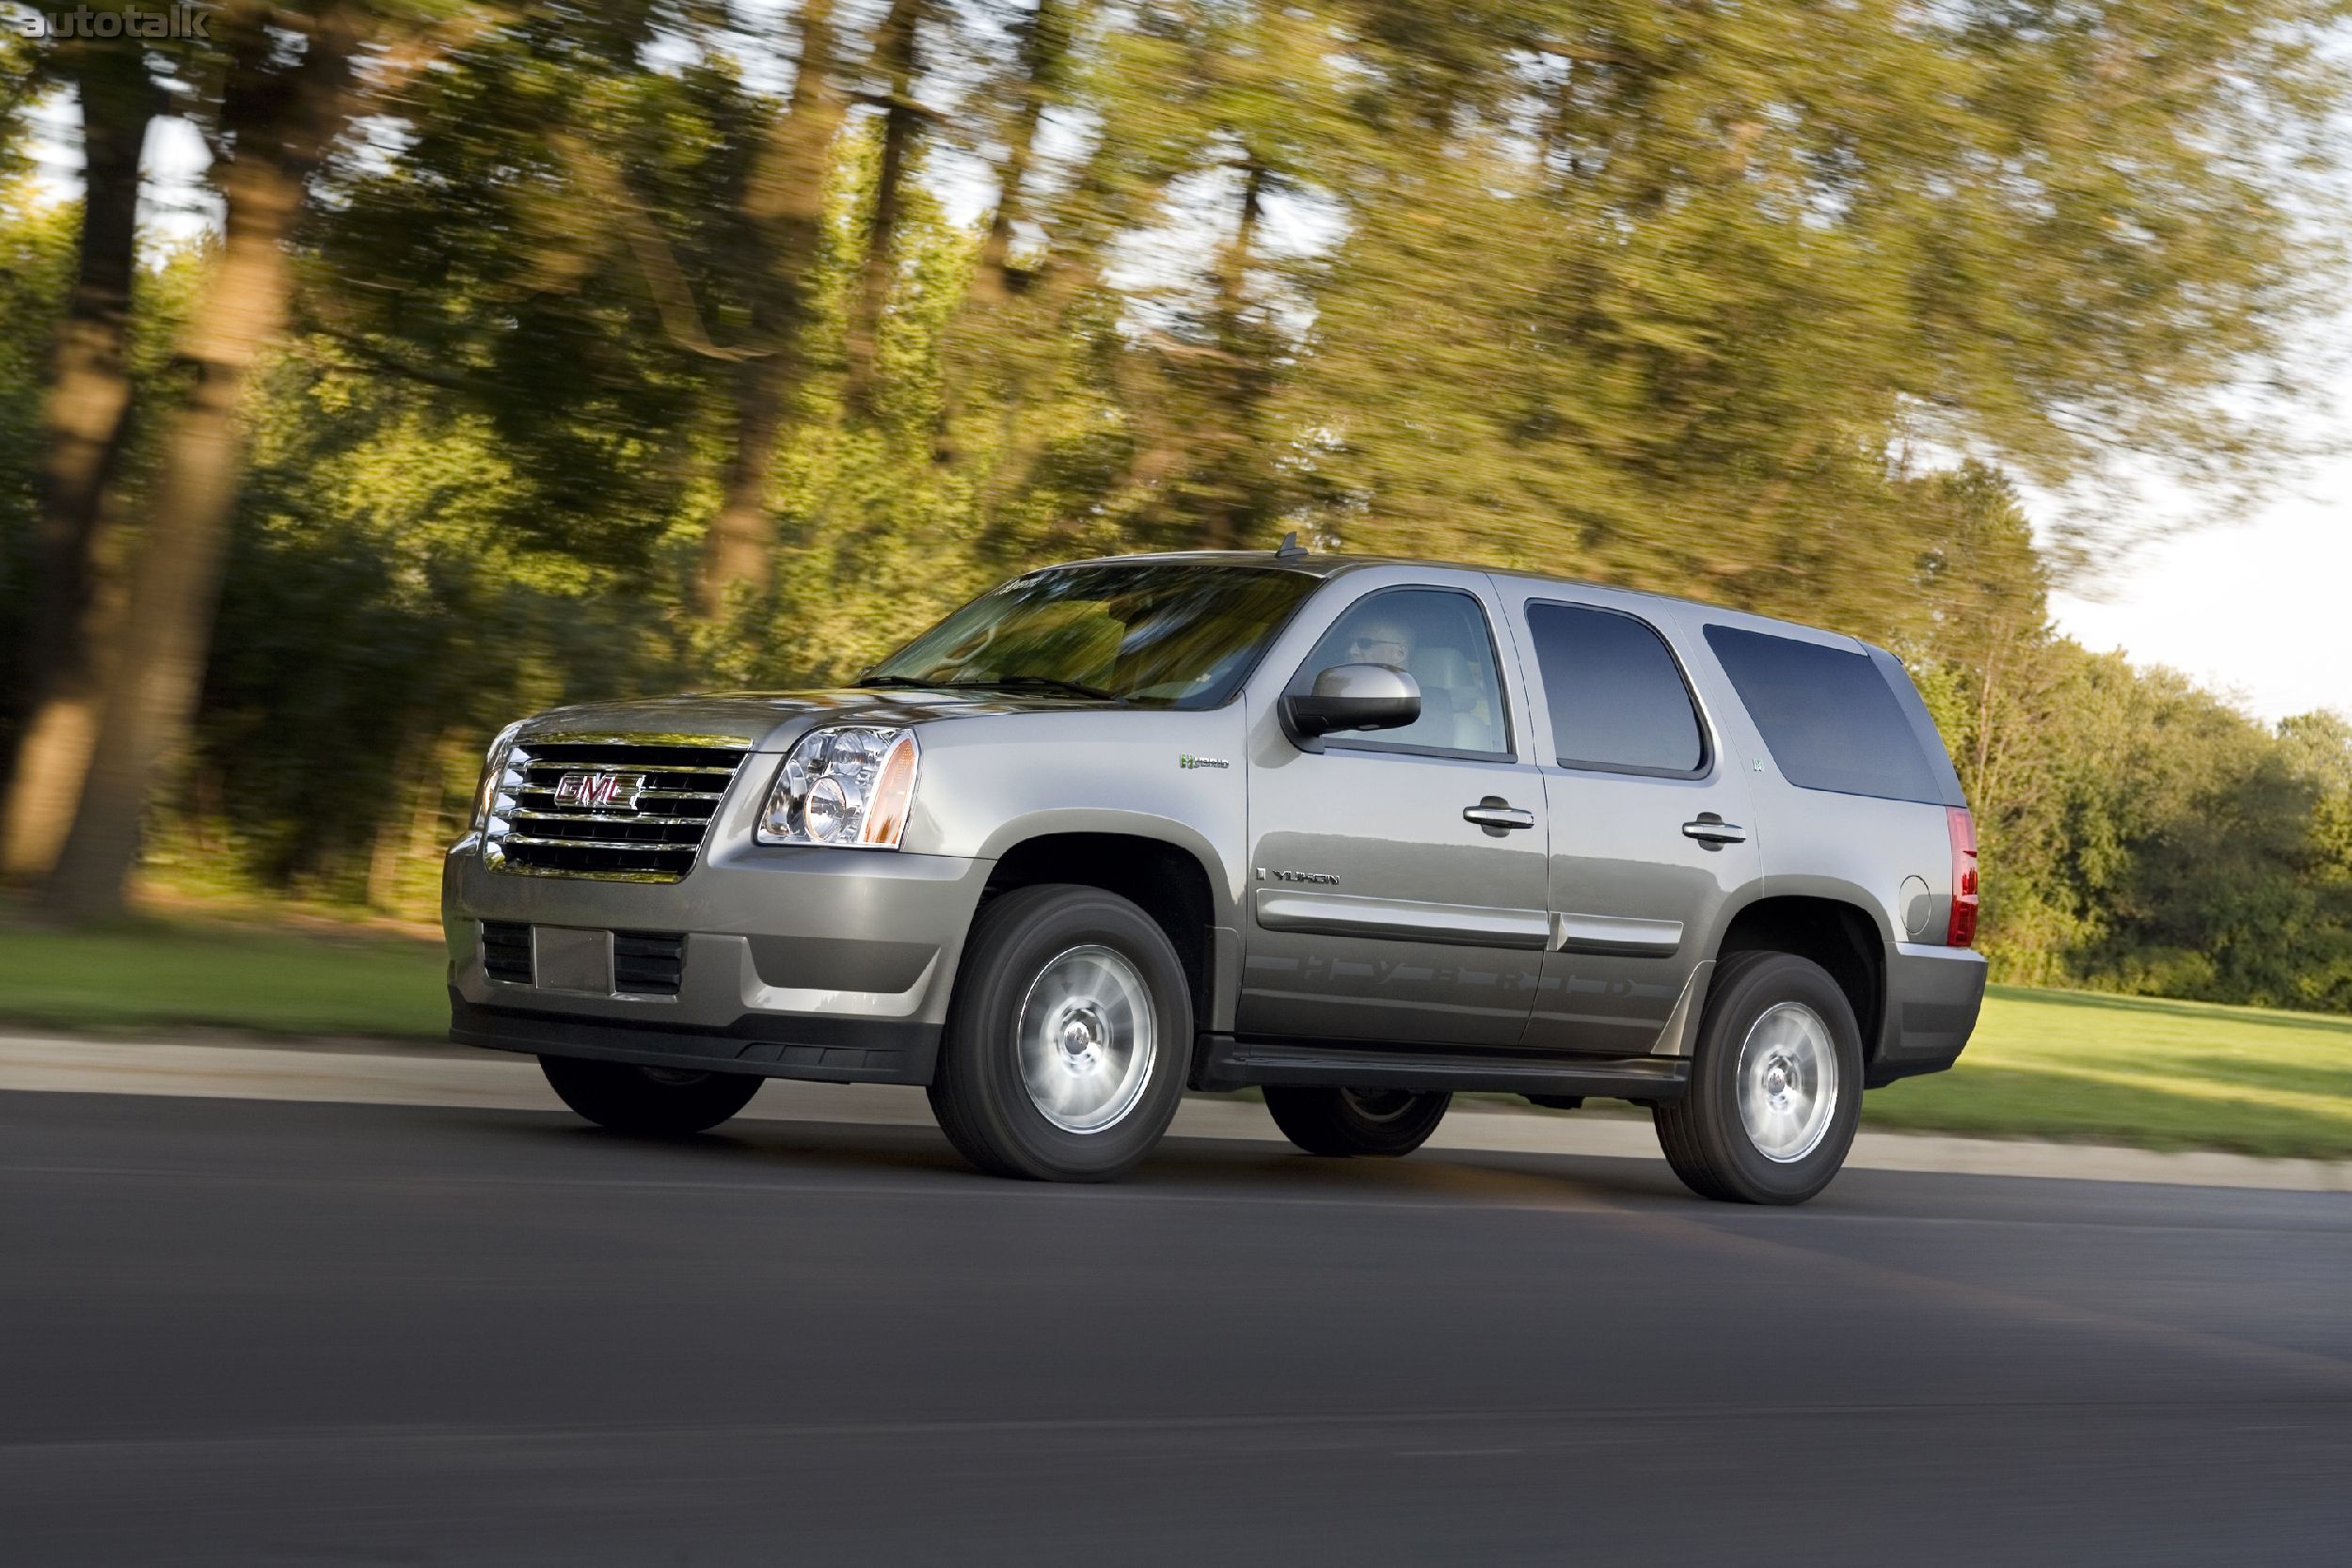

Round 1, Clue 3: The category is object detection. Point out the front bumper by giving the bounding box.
[1867,941,1989,1087]
[442,835,990,1085]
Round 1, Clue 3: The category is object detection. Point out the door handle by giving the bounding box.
[1682,816,1746,846]
[1464,797,1536,832]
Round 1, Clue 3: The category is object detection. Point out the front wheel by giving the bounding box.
[539,1055,762,1136]
[928,884,1193,1181]
[1263,1086,1451,1157]
[1652,951,1863,1205]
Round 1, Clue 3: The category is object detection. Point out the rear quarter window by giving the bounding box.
[1703,626,1943,802]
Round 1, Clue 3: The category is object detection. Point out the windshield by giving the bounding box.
[865,563,1320,709]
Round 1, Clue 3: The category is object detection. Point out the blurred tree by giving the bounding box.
[40,1,486,922]
[700,0,850,618]
[840,0,930,417]
[3,32,159,879]
[1282,0,2346,586]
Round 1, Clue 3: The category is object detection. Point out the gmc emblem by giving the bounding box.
[552,771,644,811]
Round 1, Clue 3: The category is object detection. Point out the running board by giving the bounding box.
[1192,1035,1690,1101]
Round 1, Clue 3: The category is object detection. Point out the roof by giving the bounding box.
[1052,548,1811,633]
[1041,547,1883,653]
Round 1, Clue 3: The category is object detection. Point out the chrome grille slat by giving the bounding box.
[510,809,719,829]
[485,740,749,881]
[500,833,705,853]
[517,762,741,777]
[513,787,726,802]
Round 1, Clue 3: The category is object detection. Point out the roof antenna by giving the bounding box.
[1274,531,1308,560]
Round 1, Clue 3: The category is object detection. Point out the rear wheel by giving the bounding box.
[539,1055,762,1136]
[1652,951,1863,1204]
[1263,1085,1451,1158]
[928,884,1192,1181]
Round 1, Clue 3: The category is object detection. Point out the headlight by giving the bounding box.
[759,726,919,848]
[469,721,524,833]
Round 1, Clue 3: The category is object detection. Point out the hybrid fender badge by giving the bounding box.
[1178,753,1231,769]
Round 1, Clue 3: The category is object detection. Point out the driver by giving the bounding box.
[1343,616,1412,672]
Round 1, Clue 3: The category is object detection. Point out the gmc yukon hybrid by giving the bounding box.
[445,547,1985,1204]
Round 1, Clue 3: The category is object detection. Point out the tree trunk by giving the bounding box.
[697,0,849,619]
[842,0,923,416]
[934,0,1066,469]
[39,8,364,924]
[1,43,158,879]
[1198,157,1269,550]
[971,0,1064,309]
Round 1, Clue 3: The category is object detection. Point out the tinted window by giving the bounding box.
[1290,589,1510,755]
[866,563,1318,708]
[1705,626,1942,801]
[1526,602,1705,774]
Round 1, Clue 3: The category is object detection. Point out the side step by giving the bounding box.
[1192,1035,1689,1101]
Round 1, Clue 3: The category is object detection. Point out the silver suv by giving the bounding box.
[445,547,1984,1204]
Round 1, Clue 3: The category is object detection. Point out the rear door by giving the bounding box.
[1238,575,1549,1048]
[1498,586,1759,1055]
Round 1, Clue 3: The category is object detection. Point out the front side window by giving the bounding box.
[1526,601,1707,776]
[866,563,1319,708]
[1290,588,1510,756]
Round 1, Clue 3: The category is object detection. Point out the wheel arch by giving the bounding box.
[974,828,1227,1037]
[1710,894,1887,1064]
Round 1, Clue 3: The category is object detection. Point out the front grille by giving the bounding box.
[485,739,750,881]
[482,920,532,984]
[613,930,685,996]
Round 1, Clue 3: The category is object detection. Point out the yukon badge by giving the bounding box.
[1256,866,1339,885]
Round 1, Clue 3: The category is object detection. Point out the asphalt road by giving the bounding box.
[5,1088,2349,1566]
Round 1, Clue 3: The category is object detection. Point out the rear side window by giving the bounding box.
[1525,602,1707,775]
[1704,626,1942,802]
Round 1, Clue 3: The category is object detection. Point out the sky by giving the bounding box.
[2050,484,2351,723]
[22,92,2349,726]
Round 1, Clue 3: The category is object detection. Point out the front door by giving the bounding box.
[1502,591,1760,1055]
[1237,583,1548,1047]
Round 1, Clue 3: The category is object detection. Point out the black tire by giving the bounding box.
[1263,1086,1451,1157]
[539,1054,762,1136]
[927,883,1193,1182]
[1652,950,1864,1205]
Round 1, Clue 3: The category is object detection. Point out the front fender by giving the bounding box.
[902,707,1250,926]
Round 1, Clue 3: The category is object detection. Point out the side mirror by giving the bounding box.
[1280,663,1422,747]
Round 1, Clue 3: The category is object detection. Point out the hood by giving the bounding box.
[514,686,1124,752]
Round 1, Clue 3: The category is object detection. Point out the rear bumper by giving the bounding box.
[441,835,988,1084]
[1867,941,1988,1087]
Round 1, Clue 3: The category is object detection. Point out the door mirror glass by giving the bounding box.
[1282,662,1422,740]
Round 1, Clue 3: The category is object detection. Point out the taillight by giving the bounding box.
[1946,806,1979,947]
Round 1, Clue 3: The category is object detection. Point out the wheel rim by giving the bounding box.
[1016,944,1157,1133]
[1341,1088,1419,1122]
[1734,1001,1839,1164]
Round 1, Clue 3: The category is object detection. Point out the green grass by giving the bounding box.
[1864,984,2352,1160]
[1,920,2346,1159]
[0,918,449,1039]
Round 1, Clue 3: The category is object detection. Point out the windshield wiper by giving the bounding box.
[857,674,934,689]
[946,675,1126,703]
